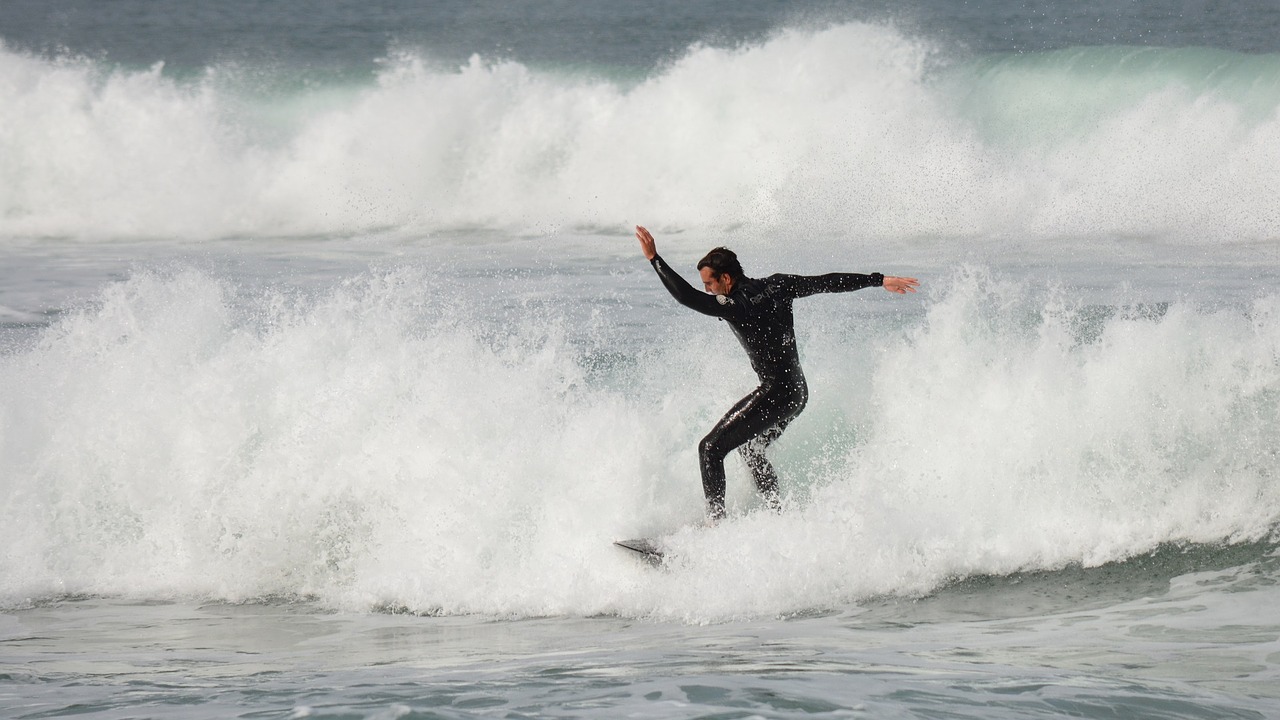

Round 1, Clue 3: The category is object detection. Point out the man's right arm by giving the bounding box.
[636,225,727,317]
[651,254,728,316]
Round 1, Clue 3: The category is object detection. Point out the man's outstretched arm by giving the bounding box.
[777,272,919,298]
[635,225,729,317]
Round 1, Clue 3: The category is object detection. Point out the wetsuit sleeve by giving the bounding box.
[649,254,735,317]
[771,272,884,299]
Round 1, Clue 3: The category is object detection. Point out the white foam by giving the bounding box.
[2,266,1277,619]
[3,24,1279,242]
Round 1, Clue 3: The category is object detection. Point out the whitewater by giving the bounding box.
[3,3,1280,718]
[3,23,1280,241]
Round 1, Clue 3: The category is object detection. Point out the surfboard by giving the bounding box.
[613,537,665,566]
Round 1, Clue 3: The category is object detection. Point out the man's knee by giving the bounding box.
[699,432,729,465]
[737,440,766,469]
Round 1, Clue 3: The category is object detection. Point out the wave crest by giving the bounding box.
[2,27,1279,242]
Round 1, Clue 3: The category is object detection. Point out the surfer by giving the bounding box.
[635,225,918,522]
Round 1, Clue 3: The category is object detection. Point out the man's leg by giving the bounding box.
[739,424,786,511]
[739,382,807,511]
[698,383,806,519]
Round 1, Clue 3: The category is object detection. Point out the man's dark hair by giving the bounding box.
[697,247,744,280]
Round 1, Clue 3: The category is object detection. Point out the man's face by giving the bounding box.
[700,267,734,296]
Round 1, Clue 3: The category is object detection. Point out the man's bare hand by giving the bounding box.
[635,225,657,261]
[883,276,919,294]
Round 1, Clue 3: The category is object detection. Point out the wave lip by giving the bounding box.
[4,26,1280,243]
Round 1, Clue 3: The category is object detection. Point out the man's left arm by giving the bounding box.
[780,272,919,297]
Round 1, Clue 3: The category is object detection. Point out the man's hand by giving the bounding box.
[635,225,657,261]
[883,276,919,294]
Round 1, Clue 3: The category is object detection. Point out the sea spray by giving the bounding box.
[2,265,1278,620]
[847,267,1280,568]
[4,23,1280,242]
[0,266,677,610]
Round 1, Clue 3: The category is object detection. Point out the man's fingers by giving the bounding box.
[886,276,920,294]
[635,225,657,260]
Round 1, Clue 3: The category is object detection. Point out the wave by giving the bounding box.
[3,24,1280,243]
[1,266,1277,619]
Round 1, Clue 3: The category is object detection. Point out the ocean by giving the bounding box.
[3,1,1280,717]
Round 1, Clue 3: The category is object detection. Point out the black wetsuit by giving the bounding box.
[650,254,883,519]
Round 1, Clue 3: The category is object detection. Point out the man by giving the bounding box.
[635,225,919,521]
